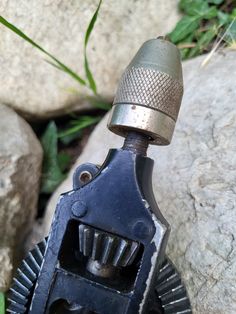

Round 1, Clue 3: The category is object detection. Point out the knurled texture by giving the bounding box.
[114,66,183,121]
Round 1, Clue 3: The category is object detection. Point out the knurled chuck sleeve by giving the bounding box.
[107,38,183,145]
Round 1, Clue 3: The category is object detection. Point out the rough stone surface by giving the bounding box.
[0,104,43,291]
[0,0,180,119]
[43,50,236,313]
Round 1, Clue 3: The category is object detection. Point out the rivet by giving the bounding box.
[71,201,88,218]
[132,220,151,239]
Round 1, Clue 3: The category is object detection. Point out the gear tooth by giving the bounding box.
[175,310,192,314]
[91,230,103,260]
[12,279,29,295]
[28,252,41,273]
[124,241,139,265]
[101,235,115,264]
[157,273,181,296]
[78,224,140,267]
[41,238,47,250]
[7,299,26,313]
[83,226,94,256]
[79,224,85,254]
[112,239,129,266]
[9,288,26,305]
[16,269,33,289]
[6,309,18,313]
[160,285,187,305]
[155,258,192,314]
[21,260,36,281]
[33,243,44,263]
[163,297,190,314]
[157,262,175,285]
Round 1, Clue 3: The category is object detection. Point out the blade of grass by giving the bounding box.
[201,17,236,67]
[84,0,103,94]
[86,95,111,110]
[0,16,86,85]
[58,116,101,138]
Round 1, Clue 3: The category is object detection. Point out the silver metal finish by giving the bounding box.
[79,170,93,184]
[78,224,140,268]
[86,259,116,278]
[108,38,183,145]
[109,104,175,145]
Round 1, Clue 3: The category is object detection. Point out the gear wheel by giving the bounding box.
[7,238,47,313]
[78,224,140,267]
[154,259,192,314]
[7,239,191,314]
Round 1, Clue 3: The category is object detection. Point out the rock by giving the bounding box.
[0,248,12,292]
[0,104,43,291]
[43,49,236,313]
[0,0,180,119]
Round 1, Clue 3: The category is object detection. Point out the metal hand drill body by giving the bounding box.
[8,39,191,314]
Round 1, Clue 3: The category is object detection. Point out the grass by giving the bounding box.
[0,0,108,194]
[168,0,236,60]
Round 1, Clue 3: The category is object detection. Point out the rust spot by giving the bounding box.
[131,105,136,110]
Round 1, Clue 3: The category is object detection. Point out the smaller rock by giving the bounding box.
[0,104,43,291]
[0,248,12,292]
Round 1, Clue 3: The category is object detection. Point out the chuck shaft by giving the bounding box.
[108,38,183,146]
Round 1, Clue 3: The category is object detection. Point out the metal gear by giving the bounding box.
[7,239,191,314]
[7,238,47,314]
[154,259,192,314]
[78,224,140,267]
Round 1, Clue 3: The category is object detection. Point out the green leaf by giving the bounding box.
[178,33,195,60]
[179,0,197,12]
[230,8,236,19]
[87,96,111,110]
[0,293,5,314]
[202,6,218,19]
[207,0,224,4]
[91,100,111,110]
[180,0,209,16]
[0,16,86,86]
[188,28,216,58]
[84,56,97,94]
[84,0,103,94]
[179,0,217,19]
[59,130,82,145]
[40,122,65,194]
[58,152,71,172]
[180,48,190,59]
[169,16,200,43]
[58,116,100,138]
[217,11,230,26]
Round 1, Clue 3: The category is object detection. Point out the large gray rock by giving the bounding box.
[0,104,42,291]
[43,50,236,313]
[0,0,180,119]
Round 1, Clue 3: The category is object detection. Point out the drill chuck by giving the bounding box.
[7,38,191,314]
[108,38,183,145]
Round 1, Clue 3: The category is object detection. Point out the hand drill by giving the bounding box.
[8,38,192,314]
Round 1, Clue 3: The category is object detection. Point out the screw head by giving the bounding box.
[71,200,88,218]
